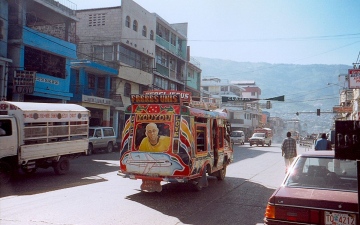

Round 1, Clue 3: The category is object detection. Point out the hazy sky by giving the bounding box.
[70,0,360,66]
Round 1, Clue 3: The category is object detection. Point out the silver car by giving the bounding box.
[88,127,116,155]
[230,130,245,145]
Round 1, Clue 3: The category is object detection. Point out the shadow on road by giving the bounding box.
[126,176,275,225]
[0,152,120,197]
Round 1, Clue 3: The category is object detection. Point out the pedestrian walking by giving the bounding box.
[314,133,332,150]
[281,131,297,174]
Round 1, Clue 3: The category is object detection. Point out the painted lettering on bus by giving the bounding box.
[136,114,172,121]
[131,94,180,104]
[174,115,180,138]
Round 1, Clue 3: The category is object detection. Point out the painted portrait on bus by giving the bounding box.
[135,122,171,152]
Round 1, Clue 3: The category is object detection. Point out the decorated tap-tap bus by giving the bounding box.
[118,91,233,192]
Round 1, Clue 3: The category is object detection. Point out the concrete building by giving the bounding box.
[5,0,78,103]
[74,0,202,137]
[0,0,12,101]
[69,60,119,128]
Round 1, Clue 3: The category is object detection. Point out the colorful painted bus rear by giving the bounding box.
[118,91,233,192]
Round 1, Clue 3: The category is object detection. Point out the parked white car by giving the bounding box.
[88,127,116,155]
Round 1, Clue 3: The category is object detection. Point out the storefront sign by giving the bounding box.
[333,106,352,113]
[82,95,111,106]
[111,94,124,107]
[348,69,360,89]
[222,96,258,102]
[13,70,36,94]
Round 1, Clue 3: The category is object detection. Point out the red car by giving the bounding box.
[264,151,358,225]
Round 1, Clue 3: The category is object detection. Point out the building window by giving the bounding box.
[251,92,256,96]
[150,30,154,40]
[142,26,147,37]
[170,32,176,46]
[88,13,106,27]
[98,77,105,89]
[139,84,148,94]
[125,16,130,28]
[124,82,131,97]
[156,51,168,67]
[24,46,66,79]
[94,45,114,61]
[133,20,138,31]
[154,76,169,90]
[88,74,95,89]
[169,82,176,90]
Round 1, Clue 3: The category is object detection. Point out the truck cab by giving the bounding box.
[0,116,18,159]
[249,128,272,147]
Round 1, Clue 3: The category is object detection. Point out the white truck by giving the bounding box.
[249,128,273,147]
[0,101,89,184]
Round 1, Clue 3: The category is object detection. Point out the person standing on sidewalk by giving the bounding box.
[314,133,332,150]
[281,131,297,173]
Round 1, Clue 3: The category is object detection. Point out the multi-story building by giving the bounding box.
[75,0,202,136]
[0,0,12,101]
[185,56,201,100]
[69,60,119,127]
[153,14,190,92]
[2,0,202,140]
[5,0,78,103]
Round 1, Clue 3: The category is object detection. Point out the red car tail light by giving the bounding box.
[265,204,275,219]
[269,206,320,224]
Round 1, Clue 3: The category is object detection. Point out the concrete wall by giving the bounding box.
[121,0,156,59]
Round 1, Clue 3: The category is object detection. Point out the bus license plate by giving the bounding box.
[325,211,356,225]
[140,180,162,192]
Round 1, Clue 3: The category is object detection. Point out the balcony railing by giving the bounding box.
[37,0,77,17]
[71,85,110,99]
[156,35,186,60]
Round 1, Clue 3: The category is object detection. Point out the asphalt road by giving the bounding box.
[0,143,310,225]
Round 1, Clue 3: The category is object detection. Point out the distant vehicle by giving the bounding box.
[230,130,245,145]
[0,101,89,184]
[264,151,358,225]
[88,127,116,155]
[249,128,272,146]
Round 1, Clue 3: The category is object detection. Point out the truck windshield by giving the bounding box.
[231,132,242,137]
[253,133,265,137]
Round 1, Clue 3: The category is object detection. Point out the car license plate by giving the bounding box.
[325,211,356,225]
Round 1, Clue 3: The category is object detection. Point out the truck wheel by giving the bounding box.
[87,143,93,156]
[53,157,70,175]
[268,141,271,146]
[0,162,12,184]
[250,143,252,146]
[106,142,113,153]
[21,167,37,175]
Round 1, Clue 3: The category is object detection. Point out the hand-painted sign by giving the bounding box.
[13,70,36,94]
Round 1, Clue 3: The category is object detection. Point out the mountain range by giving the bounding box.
[194,57,352,134]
